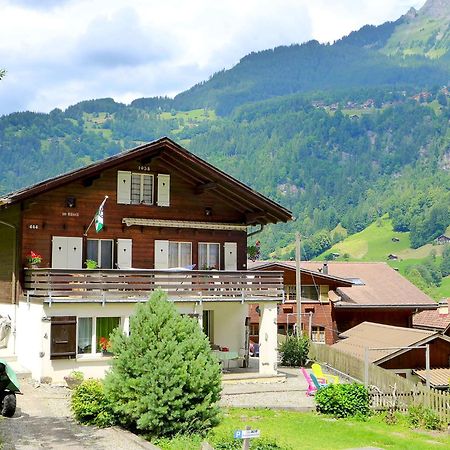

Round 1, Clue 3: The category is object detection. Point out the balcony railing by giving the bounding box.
[23,268,284,303]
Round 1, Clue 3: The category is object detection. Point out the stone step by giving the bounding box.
[7,360,32,380]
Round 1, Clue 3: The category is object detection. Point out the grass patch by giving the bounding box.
[154,408,450,450]
[159,108,216,121]
[317,216,410,261]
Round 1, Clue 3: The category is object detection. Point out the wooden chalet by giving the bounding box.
[0,137,292,382]
[248,261,437,345]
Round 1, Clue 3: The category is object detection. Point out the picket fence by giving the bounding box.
[309,343,450,423]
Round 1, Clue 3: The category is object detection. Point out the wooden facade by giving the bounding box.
[0,138,292,304]
[248,264,352,345]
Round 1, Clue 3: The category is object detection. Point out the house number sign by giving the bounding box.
[62,212,79,217]
[138,165,152,171]
[28,224,39,229]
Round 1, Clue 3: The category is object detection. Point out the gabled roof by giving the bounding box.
[249,261,436,308]
[413,309,450,333]
[248,260,353,286]
[0,137,292,225]
[333,321,450,365]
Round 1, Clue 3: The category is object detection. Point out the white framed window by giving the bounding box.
[131,173,154,205]
[311,326,325,344]
[168,242,192,268]
[86,239,114,269]
[198,243,220,270]
[77,316,121,356]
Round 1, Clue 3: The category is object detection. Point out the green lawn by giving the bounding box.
[317,216,411,261]
[155,408,450,450]
[159,108,216,121]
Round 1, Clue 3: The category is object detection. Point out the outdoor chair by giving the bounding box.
[312,363,339,384]
[300,367,327,396]
[310,372,328,391]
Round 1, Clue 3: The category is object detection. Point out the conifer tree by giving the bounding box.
[104,290,222,437]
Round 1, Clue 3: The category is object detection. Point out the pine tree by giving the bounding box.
[104,290,222,437]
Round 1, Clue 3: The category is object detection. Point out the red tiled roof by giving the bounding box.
[413,309,450,331]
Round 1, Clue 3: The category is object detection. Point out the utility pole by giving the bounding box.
[295,232,302,336]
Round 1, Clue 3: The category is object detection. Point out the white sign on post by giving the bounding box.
[234,429,260,439]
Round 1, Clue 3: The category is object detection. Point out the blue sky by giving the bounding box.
[0,0,425,115]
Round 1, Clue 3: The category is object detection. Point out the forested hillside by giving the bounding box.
[0,0,449,270]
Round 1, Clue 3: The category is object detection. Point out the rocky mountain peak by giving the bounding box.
[419,0,450,18]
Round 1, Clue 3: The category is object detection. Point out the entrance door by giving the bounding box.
[51,237,83,269]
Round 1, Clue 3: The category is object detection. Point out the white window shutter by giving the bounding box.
[117,239,132,269]
[52,237,82,269]
[154,240,169,269]
[52,237,68,269]
[157,174,170,207]
[117,171,131,204]
[224,242,238,271]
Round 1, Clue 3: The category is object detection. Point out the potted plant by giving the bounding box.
[26,250,42,269]
[64,370,84,389]
[85,259,98,269]
[99,337,112,355]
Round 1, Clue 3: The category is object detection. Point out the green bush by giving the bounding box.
[279,335,309,366]
[315,383,370,418]
[71,379,115,427]
[104,290,222,437]
[407,404,443,430]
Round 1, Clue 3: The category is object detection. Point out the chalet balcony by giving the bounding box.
[23,268,284,304]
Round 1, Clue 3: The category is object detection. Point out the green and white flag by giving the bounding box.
[94,196,108,233]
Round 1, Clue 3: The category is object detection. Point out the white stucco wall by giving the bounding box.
[259,302,278,375]
[13,298,253,382]
[16,301,45,380]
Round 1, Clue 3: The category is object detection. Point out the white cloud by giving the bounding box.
[0,0,427,115]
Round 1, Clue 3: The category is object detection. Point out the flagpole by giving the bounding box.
[84,196,108,236]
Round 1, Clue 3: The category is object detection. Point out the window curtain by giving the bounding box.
[96,317,120,352]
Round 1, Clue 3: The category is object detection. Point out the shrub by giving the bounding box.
[104,290,222,437]
[71,379,115,427]
[279,335,309,366]
[315,383,370,418]
[407,404,443,430]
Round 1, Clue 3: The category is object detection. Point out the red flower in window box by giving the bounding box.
[26,250,42,267]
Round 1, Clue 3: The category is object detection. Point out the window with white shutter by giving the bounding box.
[117,171,131,204]
[157,174,170,207]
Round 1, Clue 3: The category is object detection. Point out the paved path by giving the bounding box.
[221,367,316,410]
[0,380,157,450]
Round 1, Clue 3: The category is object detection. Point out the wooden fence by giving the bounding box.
[309,342,450,423]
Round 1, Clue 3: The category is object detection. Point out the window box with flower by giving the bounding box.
[26,250,42,269]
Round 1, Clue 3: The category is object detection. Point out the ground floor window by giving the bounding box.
[77,316,121,355]
[199,243,220,270]
[202,310,214,343]
[311,326,325,343]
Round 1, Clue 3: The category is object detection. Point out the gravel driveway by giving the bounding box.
[0,380,157,450]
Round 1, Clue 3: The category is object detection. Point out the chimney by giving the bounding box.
[438,299,449,316]
[323,263,328,275]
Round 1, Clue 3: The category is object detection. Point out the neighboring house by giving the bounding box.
[413,299,450,336]
[333,321,450,380]
[414,368,450,389]
[0,137,292,382]
[434,235,450,245]
[249,261,436,345]
[248,261,353,345]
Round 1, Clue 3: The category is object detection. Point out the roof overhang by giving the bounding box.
[334,303,438,309]
[0,137,293,226]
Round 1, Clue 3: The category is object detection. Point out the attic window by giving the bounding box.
[346,278,365,285]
